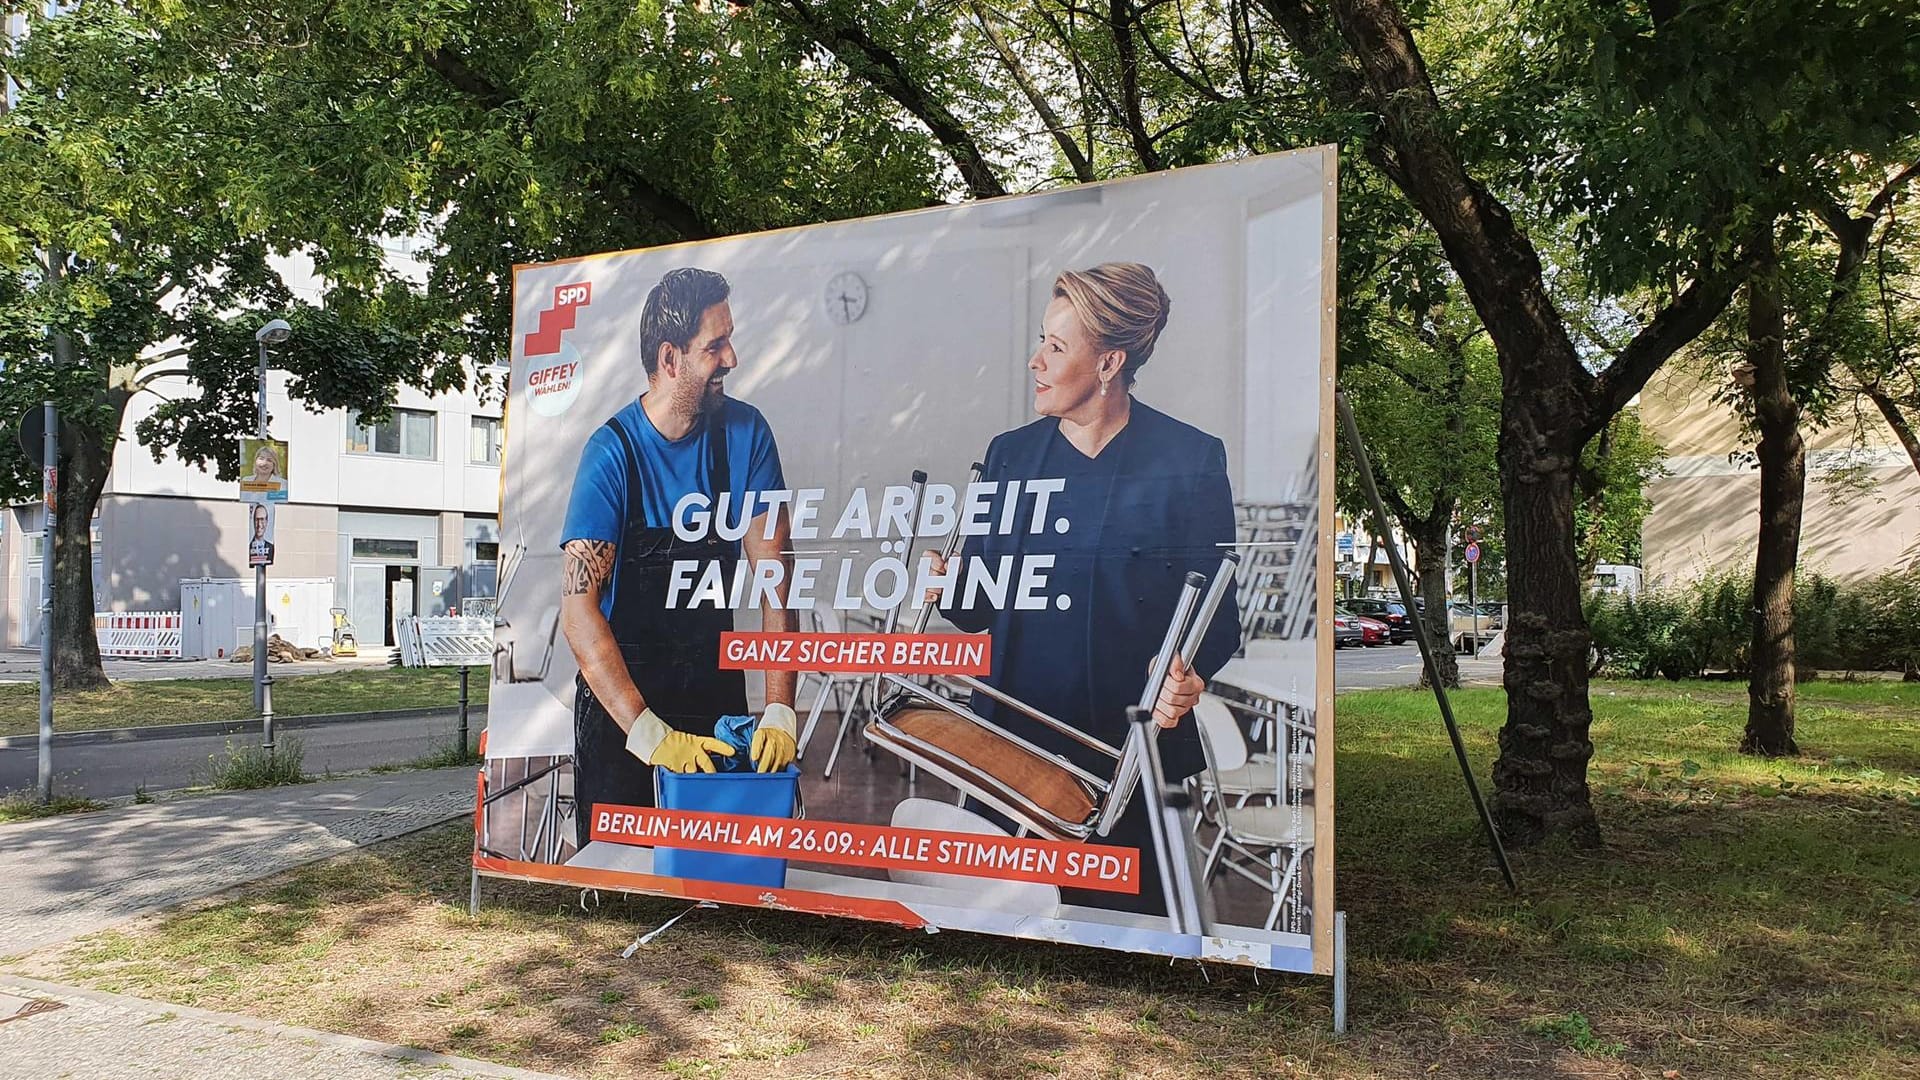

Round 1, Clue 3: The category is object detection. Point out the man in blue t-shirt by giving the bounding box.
[560,267,796,844]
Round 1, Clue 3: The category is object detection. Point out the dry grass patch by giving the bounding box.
[9,683,1920,1078]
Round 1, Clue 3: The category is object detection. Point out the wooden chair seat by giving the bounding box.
[885,708,1096,827]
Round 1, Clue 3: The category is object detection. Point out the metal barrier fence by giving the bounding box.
[396,615,494,668]
[93,611,184,659]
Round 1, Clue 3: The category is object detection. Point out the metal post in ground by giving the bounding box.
[251,318,291,751]
[1332,910,1349,1033]
[37,400,56,804]
[459,666,471,753]
[254,340,270,745]
[1470,558,1480,658]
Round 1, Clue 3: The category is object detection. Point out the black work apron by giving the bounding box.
[574,409,746,848]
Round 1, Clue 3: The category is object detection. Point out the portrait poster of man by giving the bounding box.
[247,500,275,568]
[481,148,1337,975]
[239,437,290,503]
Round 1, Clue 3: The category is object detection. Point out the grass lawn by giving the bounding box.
[0,666,488,738]
[10,679,1918,1078]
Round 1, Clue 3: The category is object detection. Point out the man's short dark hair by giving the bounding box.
[640,267,731,376]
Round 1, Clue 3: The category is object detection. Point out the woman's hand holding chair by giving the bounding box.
[1152,655,1204,729]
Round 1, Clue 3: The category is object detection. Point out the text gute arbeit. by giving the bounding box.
[664,480,1074,612]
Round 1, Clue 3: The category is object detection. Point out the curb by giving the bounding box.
[0,975,566,1079]
[0,705,488,750]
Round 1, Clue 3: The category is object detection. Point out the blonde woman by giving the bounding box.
[931,261,1239,916]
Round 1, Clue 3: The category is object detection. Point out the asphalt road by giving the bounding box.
[1,711,472,801]
[1333,639,1502,689]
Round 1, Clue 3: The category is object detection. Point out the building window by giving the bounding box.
[351,538,419,561]
[473,541,500,563]
[470,416,502,466]
[347,409,437,459]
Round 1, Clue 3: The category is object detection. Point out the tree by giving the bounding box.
[0,0,951,687]
[1338,176,1501,686]
[1688,150,1920,757]
[1574,411,1662,577]
[1248,0,1920,845]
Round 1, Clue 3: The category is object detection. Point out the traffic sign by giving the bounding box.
[15,408,79,468]
[1464,541,1482,564]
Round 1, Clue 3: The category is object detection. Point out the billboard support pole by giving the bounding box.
[1336,392,1516,893]
[1332,909,1348,1033]
[38,400,56,804]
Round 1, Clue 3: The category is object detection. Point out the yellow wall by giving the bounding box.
[1640,365,1920,583]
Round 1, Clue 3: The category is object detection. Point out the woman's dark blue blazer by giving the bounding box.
[943,398,1241,783]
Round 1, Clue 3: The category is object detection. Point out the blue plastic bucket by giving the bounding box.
[653,766,800,888]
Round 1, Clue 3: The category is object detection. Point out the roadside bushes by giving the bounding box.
[1586,566,1920,680]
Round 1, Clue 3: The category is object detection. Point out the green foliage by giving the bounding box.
[208,738,309,790]
[1518,0,1920,295]
[1525,1011,1624,1057]
[0,789,108,823]
[1587,566,1920,678]
[1574,412,1664,570]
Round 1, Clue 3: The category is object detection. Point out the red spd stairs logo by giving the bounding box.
[523,281,591,416]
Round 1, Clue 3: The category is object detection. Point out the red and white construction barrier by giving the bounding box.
[94,611,184,659]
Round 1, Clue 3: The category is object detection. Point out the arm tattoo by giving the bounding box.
[562,540,615,597]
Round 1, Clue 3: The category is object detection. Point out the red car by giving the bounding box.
[1335,605,1391,647]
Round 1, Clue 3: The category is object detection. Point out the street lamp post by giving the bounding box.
[253,318,291,752]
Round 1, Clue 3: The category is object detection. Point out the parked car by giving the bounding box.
[1345,597,1414,643]
[1332,610,1363,648]
[1337,604,1391,647]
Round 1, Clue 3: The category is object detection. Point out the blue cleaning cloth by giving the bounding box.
[713,714,759,772]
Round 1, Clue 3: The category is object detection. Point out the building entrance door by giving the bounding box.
[385,565,418,644]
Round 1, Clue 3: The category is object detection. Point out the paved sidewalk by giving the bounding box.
[0,767,475,958]
[0,976,566,1080]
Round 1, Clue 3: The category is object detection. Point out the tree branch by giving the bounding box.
[1581,251,1758,440]
[1864,382,1920,479]
[1108,0,1166,170]
[767,0,1008,198]
[1864,158,1920,220]
[967,0,1094,182]
[1135,8,1228,104]
[1254,0,1407,186]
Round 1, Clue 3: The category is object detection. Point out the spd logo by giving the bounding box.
[523,281,592,417]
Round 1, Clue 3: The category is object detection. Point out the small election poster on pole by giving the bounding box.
[246,501,276,567]
[238,437,290,504]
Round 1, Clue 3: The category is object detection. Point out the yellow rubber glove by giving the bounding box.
[624,709,736,774]
[751,702,799,773]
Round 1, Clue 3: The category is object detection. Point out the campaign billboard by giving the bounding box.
[480,147,1336,973]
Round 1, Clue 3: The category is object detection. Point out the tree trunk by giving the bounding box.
[1743,240,1802,757]
[1409,517,1459,688]
[1493,381,1602,847]
[49,366,114,693]
[1861,382,1920,482]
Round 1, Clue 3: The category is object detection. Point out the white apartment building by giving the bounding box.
[0,373,504,651]
[0,246,506,652]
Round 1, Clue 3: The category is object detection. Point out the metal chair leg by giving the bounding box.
[798,672,836,760]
